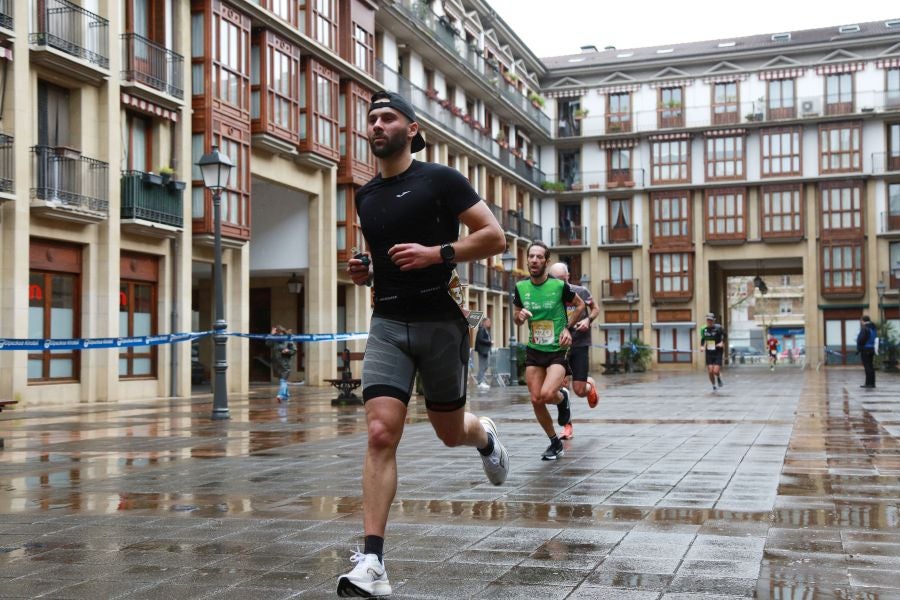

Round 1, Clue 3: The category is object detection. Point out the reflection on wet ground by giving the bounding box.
[1,369,899,598]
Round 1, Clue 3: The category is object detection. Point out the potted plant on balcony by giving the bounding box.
[494,134,508,149]
[524,154,535,168]
[573,108,589,120]
[528,92,545,109]
[541,180,566,192]
[158,165,175,185]
[425,88,440,100]
[142,170,164,186]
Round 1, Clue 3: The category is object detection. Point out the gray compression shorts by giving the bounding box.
[362,316,469,412]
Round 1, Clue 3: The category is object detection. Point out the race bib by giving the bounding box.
[705,340,717,351]
[532,320,554,345]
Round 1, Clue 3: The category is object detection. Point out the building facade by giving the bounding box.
[1,2,898,407]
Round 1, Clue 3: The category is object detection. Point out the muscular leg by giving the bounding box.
[362,396,408,537]
[572,380,588,397]
[428,406,489,449]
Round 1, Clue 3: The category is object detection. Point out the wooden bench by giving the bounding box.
[0,400,18,449]
[324,349,364,405]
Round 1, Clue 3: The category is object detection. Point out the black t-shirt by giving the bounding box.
[356,160,480,321]
[700,324,725,354]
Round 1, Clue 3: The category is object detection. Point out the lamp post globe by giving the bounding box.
[197,145,234,420]
[501,250,517,385]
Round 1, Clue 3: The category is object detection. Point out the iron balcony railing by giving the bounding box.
[541,169,647,193]
[31,145,109,215]
[568,90,900,136]
[120,171,184,228]
[30,0,109,69]
[488,268,504,291]
[503,210,521,236]
[600,224,640,246]
[395,1,550,134]
[520,219,542,241]
[0,0,13,30]
[601,278,639,301]
[471,262,487,287]
[550,226,588,247]
[879,211,900,235]
[376,60,547,190]
[0,133,13,194]
[121,33,184,99]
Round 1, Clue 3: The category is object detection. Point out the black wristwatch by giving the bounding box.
[439,243,456,267]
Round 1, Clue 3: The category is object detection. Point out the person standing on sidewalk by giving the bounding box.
[514,241,585,460]
[700,313,726,391]
[339,91,509,598]
[548,262,600,440]
[857,315,877,388]
[266,325,296,402]
[474,317,493,390]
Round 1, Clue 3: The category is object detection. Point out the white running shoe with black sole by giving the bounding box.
[479,416,509,485]
[337,551,391,597]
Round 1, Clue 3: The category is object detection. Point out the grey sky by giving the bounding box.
[487,0,897,58]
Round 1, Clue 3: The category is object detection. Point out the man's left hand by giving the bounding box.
[388,243,438,270]
[559,328,573,348]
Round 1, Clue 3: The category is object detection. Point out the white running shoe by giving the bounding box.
[337,551,391,597]
[479,416,509,485]
[478,382,491,390]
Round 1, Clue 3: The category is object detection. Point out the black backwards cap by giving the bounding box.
[369,91,426,153]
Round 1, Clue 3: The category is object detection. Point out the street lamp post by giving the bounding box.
[197,145,234,420]
[501,250,517,385]
[877,280,886,329]
[625,289,636,373]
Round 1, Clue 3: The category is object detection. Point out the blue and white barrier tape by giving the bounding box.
[0,331,370,351]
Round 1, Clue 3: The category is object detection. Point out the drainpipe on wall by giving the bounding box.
[170,236,179,398]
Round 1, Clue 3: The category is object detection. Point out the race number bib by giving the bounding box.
[705,340,717,351]
[532,320,554,345]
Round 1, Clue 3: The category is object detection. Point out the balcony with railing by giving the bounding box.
[541,169,646,194]
[376,61,546,189]
[30,0,109,80]
[600,224,640,247]
[503,210,521,236]
[120,171,184,236]
[550,226,588,247]
[567,91,900,137]
[872,152,900,175]
[121,33,185,100]
[471,262,487,288]
[30,145,109,223]
[521,219,542,241]
[390,1,551,135]
[0,0,13,32]
[488,267,504,291]
[600,278,639,302]
[0,133,13,196]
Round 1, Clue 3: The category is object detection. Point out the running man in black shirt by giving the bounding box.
[338,91,508,598]
[700,312,725,391]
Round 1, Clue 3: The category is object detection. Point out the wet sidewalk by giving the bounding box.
[1,368,899,599]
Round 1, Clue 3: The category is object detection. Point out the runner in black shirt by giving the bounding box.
[338,91,508,598]
[700,312,725,390]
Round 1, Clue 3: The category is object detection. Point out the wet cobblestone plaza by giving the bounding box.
[2,367,899,599]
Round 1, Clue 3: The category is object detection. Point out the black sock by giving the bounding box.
[549,435,561,447]
[478,433,495,456]
[364,535,384,562]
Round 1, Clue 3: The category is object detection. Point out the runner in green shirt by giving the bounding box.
[514,241,585,460]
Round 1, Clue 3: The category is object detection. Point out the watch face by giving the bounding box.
[441,244,455,261]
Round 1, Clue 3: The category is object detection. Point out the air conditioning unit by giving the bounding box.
[801,99,820,117]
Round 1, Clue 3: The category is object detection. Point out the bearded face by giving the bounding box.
[368,108,413,158]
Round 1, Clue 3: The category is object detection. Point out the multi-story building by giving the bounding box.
[1,2,897,408]
[538,19,900,369]
[0,0,549,406]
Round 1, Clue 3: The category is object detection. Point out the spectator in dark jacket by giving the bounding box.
[267,325,297,401]
[856,315,877,388]
[474,317,492,389]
